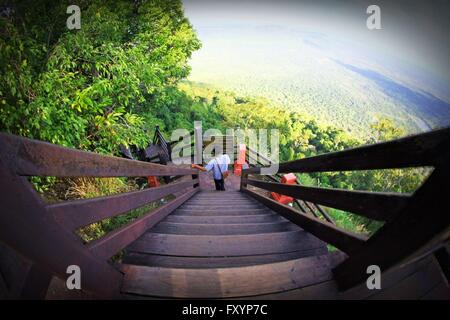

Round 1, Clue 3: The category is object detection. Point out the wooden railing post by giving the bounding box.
[192,174,199,188]
[241,172,248,190]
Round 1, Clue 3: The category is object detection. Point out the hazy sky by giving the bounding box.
[183,0,450,85]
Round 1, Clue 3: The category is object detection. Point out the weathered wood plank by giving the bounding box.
[244,178,409,221]
[127,230,325,257]
[240,279,339,300]
[164,214,283,224]
[245,126,450,173]
[87,188,199,260]
[150,221,299,235]
[173,208,270,216]
[338,254,432,299]
[193,193,249,200]
[240,252,345,300]
[433,247,450,284]
[242,188,368,255]
[0,133,196,177]
[120,254,334,298]
[186,199,261,205]
[122,248,328,268]
[48,180,197,230]
[180,204,265,210]
[0,242,32,298]
[368,257,444,299]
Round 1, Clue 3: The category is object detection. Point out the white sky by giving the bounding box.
[183,0,450,85]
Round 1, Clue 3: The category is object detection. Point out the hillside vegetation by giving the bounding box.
[0,0,429,236]
[188,26,450,138]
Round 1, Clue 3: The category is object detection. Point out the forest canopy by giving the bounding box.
[1,0,201,153]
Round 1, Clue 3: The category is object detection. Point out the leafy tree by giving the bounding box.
[1,0,200,153]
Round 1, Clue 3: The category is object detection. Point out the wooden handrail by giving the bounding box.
[0,133,196,177]
[245,126,450,174]
[0,133,199,298]
[48,179,198,230]
[241,126,450,290]
[242,188,368,254]
[243,178,409,222]
[87,187,199,260]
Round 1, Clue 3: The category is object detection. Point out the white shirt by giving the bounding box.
[204,154,231,180]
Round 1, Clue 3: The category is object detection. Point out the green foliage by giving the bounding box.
[1,0,200,154]
[46,176,168,244]
[77,201,160,243]
[1,1,429,238]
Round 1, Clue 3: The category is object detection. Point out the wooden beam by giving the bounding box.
[244,178,409,221]
[303,201,320,218]
[294,199,308,214]
[127,229,324,257]
[47,179,197,230]
[88,187,199,260]
[241,188,368,255]
[245,126,450,174]
[0,133,196,177]
[120,254,335,298]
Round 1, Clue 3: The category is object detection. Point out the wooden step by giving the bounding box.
[127,231,325,257]
[185,200,261,206]
[179,204,265,210]
[120,254,334,298]
[151,221,299,235]
[164,214,284,224]
[173,208,270,216]
[122,247,328,268]
[185,196,257,200]
[188,196,257,201]
[192,192,247,199]
[191,196,251,201]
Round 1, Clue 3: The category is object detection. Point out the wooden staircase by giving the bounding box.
[120,191,336,298]
[0,127,449,299]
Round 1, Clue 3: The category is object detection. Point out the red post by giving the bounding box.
[234,144,248,176]
[271,173,297,204]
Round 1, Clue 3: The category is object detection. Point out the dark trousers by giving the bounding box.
[214,178,225,191]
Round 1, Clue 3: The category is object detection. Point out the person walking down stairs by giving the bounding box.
[192,154,231,191]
